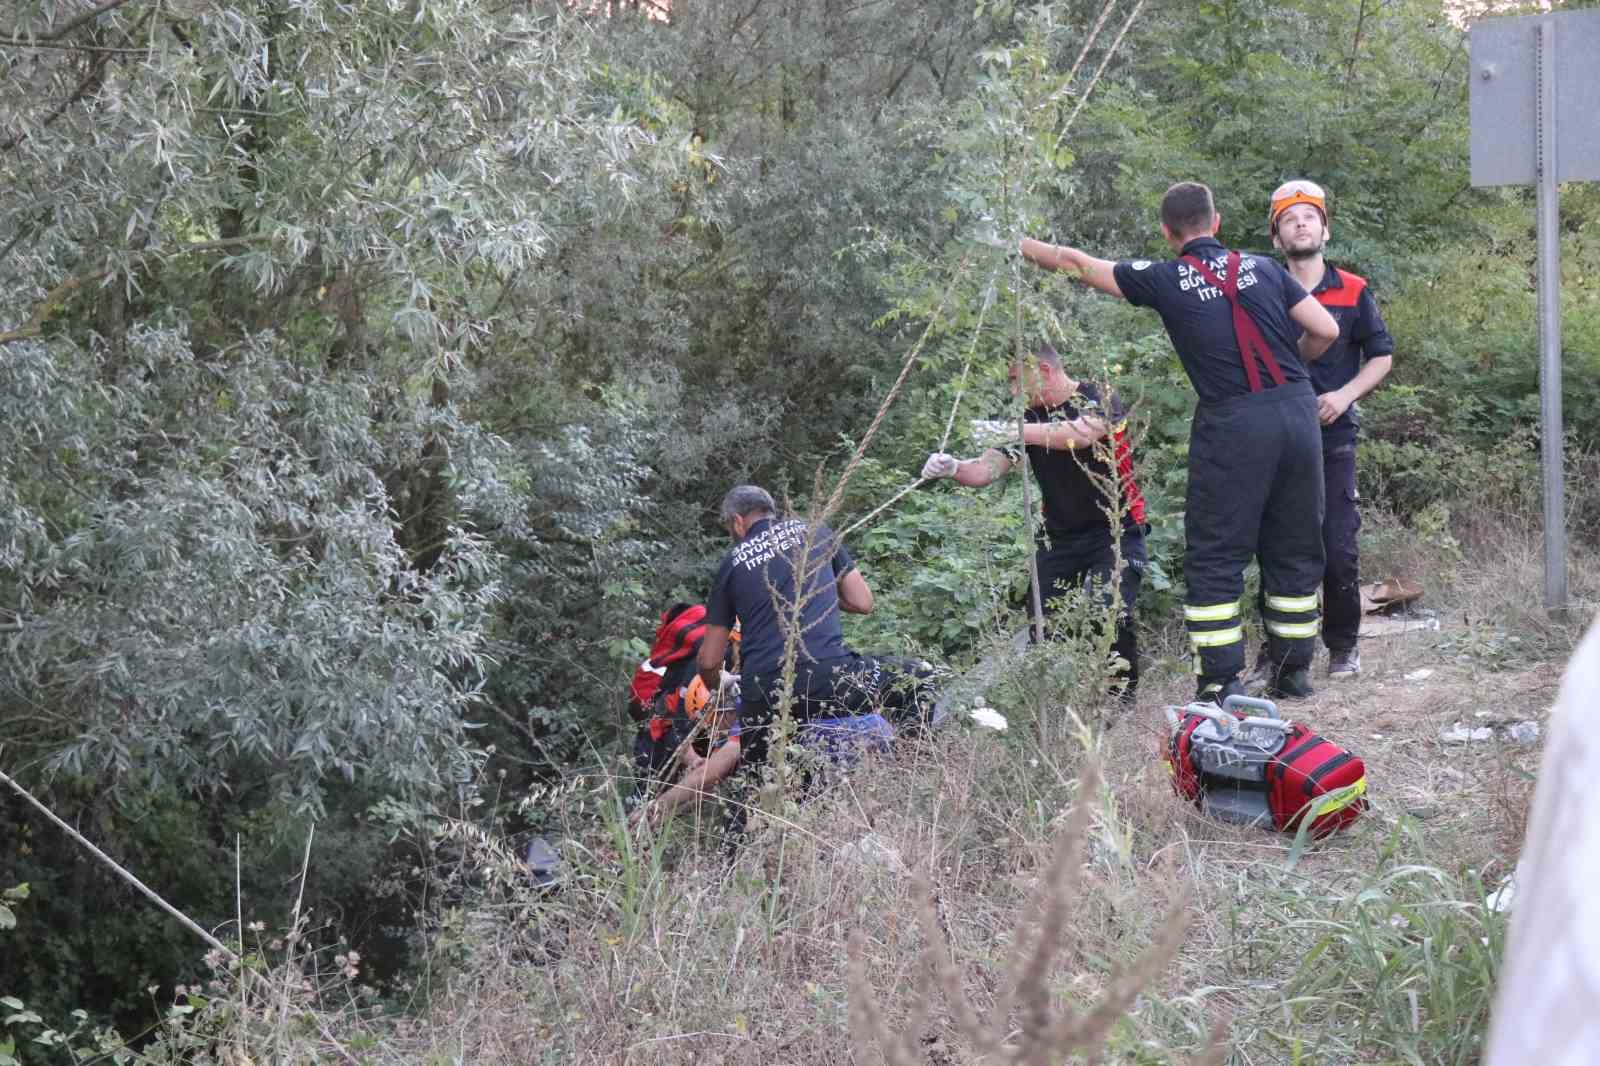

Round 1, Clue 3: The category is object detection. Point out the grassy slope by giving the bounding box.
[20,511,1590,1065]
[340,510,1586,1065]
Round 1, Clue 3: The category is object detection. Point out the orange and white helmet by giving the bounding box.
[683,675,714,719]
[1268,179,1327,236]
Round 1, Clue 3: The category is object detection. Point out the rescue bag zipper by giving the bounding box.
[1270,733,1324,786]
[1303,751,1356,796]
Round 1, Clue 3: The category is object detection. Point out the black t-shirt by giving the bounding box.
[705,517,855,679]
[1306,266,1395,449]
[1112,237,1312,405]
[999,383,1148,537]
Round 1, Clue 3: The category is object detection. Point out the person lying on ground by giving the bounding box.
[629,682,742,831]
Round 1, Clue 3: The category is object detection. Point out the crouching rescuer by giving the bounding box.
[625,603,743,830]
[696,485,937,787]
[1020,181,1338,704]
[920,343,1148,706]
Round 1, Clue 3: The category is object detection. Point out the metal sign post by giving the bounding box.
[1471,9,1600,614]
[1533,22,1565,613]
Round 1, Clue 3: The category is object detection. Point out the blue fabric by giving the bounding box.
[800,714,895,762]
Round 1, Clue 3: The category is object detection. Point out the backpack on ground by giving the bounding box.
[1165,694,1367,837]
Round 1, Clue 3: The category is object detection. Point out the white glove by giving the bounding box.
[921,453,960,481]
[969,419,1016,447]
[717,670,741,702]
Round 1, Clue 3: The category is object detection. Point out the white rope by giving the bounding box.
[840,2,1148,546]
[839,270,999,539]
[0,762,236,958]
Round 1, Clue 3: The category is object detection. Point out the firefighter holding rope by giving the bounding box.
[920,343,1149,706]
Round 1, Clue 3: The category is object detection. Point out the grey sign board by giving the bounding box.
[1470,9,1600,187]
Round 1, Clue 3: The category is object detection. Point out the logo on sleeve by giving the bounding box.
[1130,260,1152,271]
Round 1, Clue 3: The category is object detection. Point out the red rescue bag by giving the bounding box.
[1165,697,1367,837]
[628,604,708,720]
[1266,724,1368,837]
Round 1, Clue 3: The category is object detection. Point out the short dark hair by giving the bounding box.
[1011,343,1062,370]
[719,484,775,525]
[1160,182,1216,239]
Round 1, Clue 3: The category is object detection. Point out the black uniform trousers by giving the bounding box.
[1033,524,1146,701]
[1321,444,1362,653]
[1184,381,1325,687]
[721,654,936,845]
[1255,441,1361,657]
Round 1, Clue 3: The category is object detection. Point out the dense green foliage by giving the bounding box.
[1,0,1595,1032]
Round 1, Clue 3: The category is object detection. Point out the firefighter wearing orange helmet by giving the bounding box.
[1243,180,1394,686]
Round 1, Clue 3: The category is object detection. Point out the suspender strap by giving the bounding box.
[1181,251,1288,393]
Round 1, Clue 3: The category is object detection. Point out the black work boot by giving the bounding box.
[1196,678,1246,708]
[1268,665,1315,700]
[1327,647,1361,680]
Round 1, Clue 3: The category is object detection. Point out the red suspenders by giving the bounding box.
[1181,251,1287,393]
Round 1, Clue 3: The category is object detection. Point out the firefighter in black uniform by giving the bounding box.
[695,484,935,774]
[1019,181,1339,703]
[919,343,1148,705]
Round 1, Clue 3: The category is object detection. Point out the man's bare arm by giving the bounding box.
[697,625,731,690]
[838,568,874,614]
[951,448,1015,488]
[1020,238,1125,299]
[1021,416,1110,451]
[638,739,741,826]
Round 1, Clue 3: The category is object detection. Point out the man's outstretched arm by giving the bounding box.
[923,448,1014,489]
[1020,238,1125,300]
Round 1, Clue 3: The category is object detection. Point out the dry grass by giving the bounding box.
[88,507,1576,1065]
[485,733,1211,1064]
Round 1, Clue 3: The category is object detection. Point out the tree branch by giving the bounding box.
[4,0,140,43]
[0,36,148,51]
[1,4,157,153]
[0,236,273,345]
[1,58,107,152]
